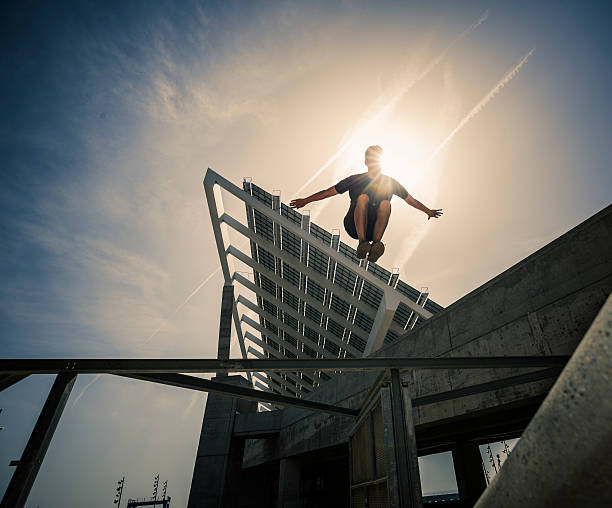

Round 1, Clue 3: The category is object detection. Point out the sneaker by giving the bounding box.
[368,241,385,263]
[356,241,372,259]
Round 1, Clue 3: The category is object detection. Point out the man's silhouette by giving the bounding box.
[290,145,442,263]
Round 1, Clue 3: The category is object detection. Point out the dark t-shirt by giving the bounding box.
[334,172,409,207]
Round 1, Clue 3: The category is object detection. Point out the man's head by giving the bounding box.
[365,145,383,175]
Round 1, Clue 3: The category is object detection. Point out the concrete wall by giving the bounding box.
[243,204,612,468]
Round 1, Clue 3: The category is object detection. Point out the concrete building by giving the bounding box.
[186,171,612,507]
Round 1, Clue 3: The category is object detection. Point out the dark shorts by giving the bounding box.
[343,202,386,241]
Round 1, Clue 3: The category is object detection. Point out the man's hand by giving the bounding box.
[290,198,308,209]
[427,208,443,220]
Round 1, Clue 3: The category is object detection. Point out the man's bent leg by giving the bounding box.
[354,194,370,242]
[368,200,390,263]
[372,200,391,242]
[354,194,372,259]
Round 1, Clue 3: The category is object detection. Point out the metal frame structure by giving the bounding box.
[203,168,444,398]
[0,355,568,507]
[126,497,171,508]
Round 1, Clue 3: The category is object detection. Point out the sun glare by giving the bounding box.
[338,120,429,190]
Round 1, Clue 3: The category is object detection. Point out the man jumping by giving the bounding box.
[290,145,442,263]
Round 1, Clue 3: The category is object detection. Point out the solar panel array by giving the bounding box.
[240,180,443,397]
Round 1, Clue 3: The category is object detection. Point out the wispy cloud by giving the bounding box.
[71,374,102,408]
[181,390,202,421]
[69,266,222,408]
[293,10,489,197]
[394,48,536,270]
[425,48,536,165]
[144,266,222,344]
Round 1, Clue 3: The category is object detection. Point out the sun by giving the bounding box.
[338,119,429,190]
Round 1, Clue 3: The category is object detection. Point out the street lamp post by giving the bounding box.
[114,477,125,507]
[162,480,167,503]
[152,474,159,508]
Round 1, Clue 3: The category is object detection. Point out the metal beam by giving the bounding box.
[0,356,571,375]
[203,172,233,283]
[237,295,337,359]
[254,380,273,392]
[364,290,401,356]
[357,370,389,418]
[253,372,286,393]
[234,272,362,357]
[252,372,298,398]
[247,347,302,396]
[357,367,564,418]
[412,367,563,407]
[242,319,321,383]
[228,245,371,340]
[117,372,357,418]
[1,372,77,508]
[406,289,429,331]
[127,500,170,508]
[0,374,29,392]
[242,315,306,360]
[245,334,313,390]
[203,170,250,374]
[242,319,321,386]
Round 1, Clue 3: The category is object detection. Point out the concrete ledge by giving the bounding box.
[474,293,612,508]
[234,410,281,438]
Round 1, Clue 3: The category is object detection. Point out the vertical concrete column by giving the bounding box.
[218,284,234,365]
[451,441,487,507]
[187,375,255,508]
[390,369,423,508]
[277,457,301,508]
[188,284,252,507]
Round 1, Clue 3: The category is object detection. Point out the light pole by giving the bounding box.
[162,480,168,502]
[152,474,159,507]
[114,476,125,507]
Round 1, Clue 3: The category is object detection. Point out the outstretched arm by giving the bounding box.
[290,186,338,209]
[404,193,443,220]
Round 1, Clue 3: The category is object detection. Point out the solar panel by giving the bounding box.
[229,179,444,396]
[202,172,443,397]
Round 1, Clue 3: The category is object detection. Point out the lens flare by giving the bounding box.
[338,120,428,190]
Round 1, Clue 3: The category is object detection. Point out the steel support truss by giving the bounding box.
[0,355,568,507]
[202,168,437,395]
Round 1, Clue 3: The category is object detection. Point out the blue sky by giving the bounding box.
[1,1,611,506]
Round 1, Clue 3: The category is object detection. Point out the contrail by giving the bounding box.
[71,266,222,408]
[144,266,222,343]
[71,374,102,408]
[293,9,489,197]
[181,391,201,420]
[395,48,535,270]
[425,48,535,165]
